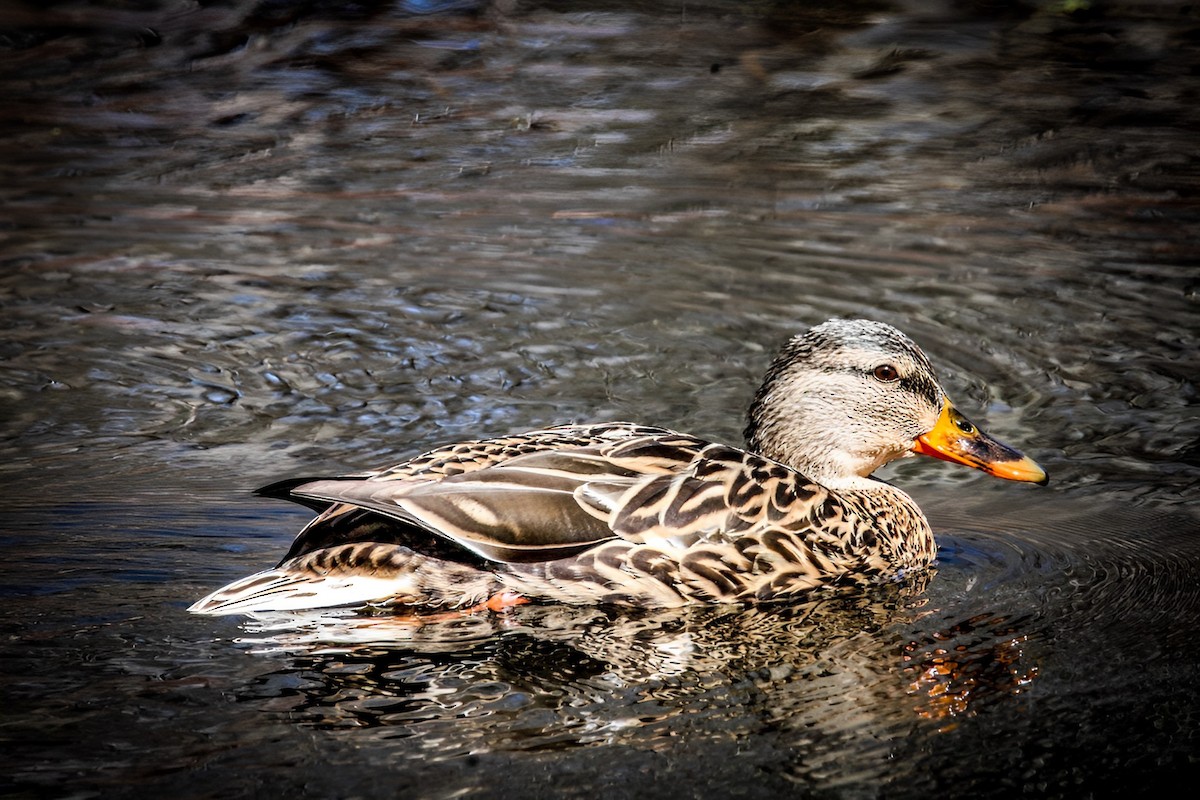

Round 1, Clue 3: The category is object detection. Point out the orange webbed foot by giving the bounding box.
[468,591,529,614]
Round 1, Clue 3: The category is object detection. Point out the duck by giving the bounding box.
[189,319,1047,616]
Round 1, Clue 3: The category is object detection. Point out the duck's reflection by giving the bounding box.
[903,611,1039,728]
[231,578,1038,773]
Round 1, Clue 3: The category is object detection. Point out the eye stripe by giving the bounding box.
[898,374,941,407]
[853,366,940,407]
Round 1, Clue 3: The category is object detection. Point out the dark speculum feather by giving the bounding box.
[278,507,497,570]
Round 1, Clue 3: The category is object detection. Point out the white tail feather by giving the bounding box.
[189,569,413,615]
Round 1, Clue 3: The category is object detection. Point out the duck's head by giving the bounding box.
[744,319,1047,490]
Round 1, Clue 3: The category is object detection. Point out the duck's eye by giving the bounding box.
[872,364,900,382]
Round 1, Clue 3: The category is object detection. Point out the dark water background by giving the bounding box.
[2,1,1198,797]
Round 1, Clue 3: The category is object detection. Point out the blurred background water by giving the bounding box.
[1,1,1198,797]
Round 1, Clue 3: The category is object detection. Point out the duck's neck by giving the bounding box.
[744,379,899,491]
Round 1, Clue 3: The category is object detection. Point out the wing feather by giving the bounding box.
[291,473,619,563]
[268,424,830,568]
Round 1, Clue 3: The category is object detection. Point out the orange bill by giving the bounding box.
[914,400,1048,484]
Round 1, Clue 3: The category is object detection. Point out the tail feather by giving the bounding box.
[255,476,370,513]
[188,568,413,615]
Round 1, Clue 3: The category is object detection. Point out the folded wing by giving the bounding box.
[273,424,828,566]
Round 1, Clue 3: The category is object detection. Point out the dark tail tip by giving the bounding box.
[255,477,337,511]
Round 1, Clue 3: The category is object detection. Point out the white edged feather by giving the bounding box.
[188,568,414,615]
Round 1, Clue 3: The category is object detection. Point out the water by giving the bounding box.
[2,1,1198,797]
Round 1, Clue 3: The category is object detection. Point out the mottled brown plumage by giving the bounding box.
[190,319,1046,615]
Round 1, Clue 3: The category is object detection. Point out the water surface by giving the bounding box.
[2,1,1198,797]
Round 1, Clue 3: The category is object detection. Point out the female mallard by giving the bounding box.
[190,319,1046,615]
